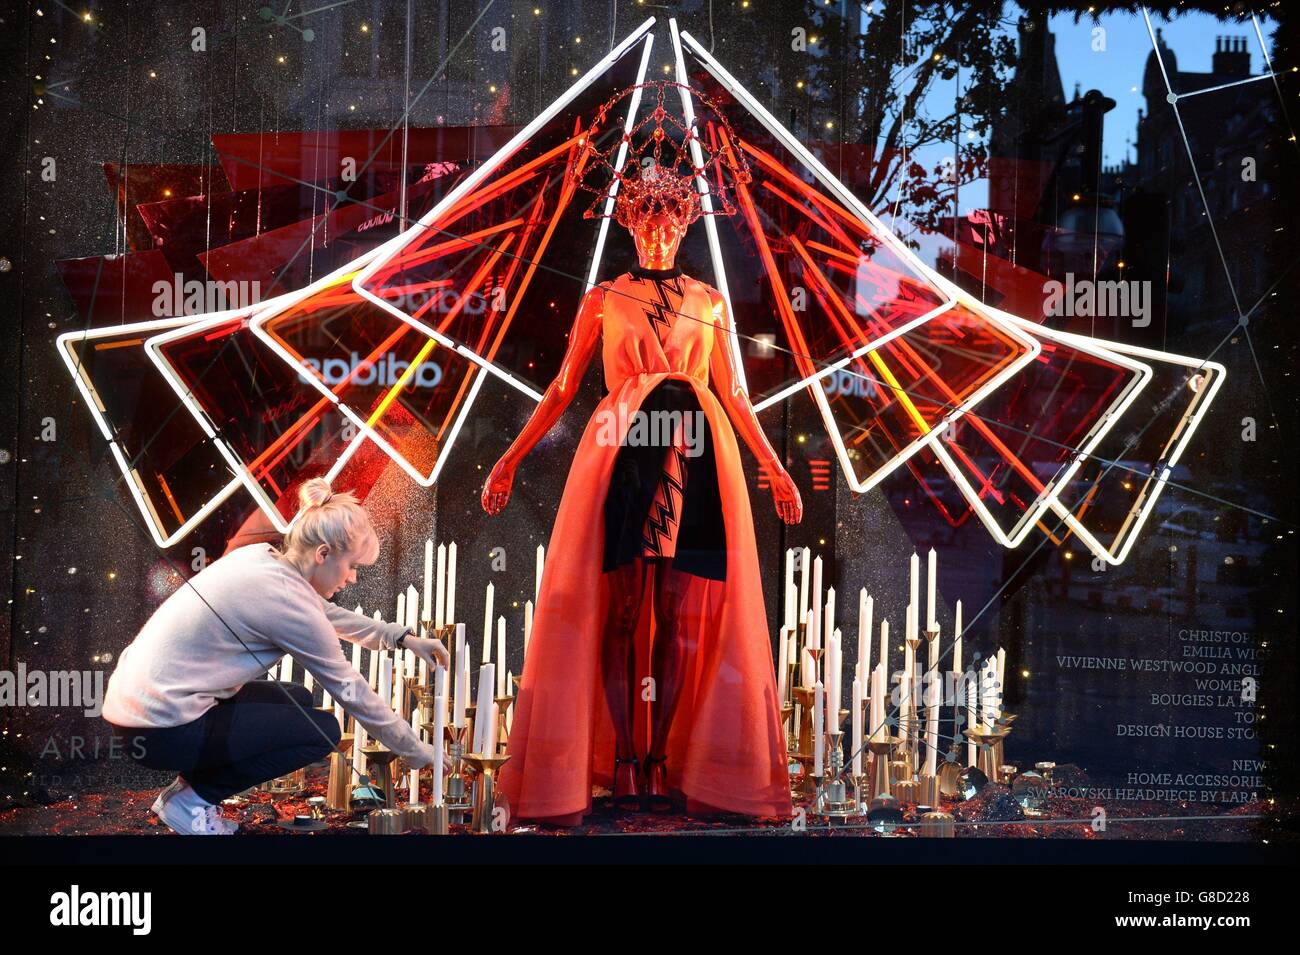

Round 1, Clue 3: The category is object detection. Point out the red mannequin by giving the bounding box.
[481,172,801,813]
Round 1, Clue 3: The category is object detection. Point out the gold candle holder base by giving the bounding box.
[261,767,306,795]
[919,809,955,838]
[963,725,1010,784]
[919,773,941,807]
[426,802,450,834]
[461,753,511,834]
[938,754,964,797]
[360,743,400,810]
[866,734,900,798]
[367,807,407,835]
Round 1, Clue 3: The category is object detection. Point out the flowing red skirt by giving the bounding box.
[498,369,792,825]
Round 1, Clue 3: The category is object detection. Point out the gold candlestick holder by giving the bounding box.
[866,733,900,798]
[791,686,815,760]
[992,712,1016,776]
[461,753,511,834]
[814,730,857,819]
[495,694,514,754]
[938,754,963,797]
[360,742,400,810]
[326,733,356,811]
[443,724,472,820]
[963,725,1009,783]
[919,772,941,807]
[261,767,306,795]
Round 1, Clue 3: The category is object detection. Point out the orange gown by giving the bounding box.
[497,269,793,824]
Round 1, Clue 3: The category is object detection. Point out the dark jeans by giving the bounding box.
[108,680,341,804]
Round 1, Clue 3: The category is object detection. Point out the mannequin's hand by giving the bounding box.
[481,458,515,515]
[406,634,449,670]
[768,465,803,525]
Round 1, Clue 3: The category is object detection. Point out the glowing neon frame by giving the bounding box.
[145,286,382,535]
[350,19,658,401]
[57,317,245,548]
[673,24,1042,493]
[1045,341,1227,565]
[925,314,1154,549]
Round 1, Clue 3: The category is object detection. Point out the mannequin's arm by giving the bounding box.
[497,285,604,470]
[707,287,784,474]
[708,287,802,524]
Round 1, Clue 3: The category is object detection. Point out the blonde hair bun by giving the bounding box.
[285,478,378,563]
[298,477,337,510]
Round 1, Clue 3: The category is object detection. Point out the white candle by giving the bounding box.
[395,591,405,636]
[857,590,871,684]
[392,653,404,713]
[474,663,495,753]
[454,651,468,729]
[351,641,362,678]
[368,643,379,692]
[926,547,937,630]
[776,625,790,709]
[830,629,842,729]
[378,654,393,715]
[496,616,506,697]
[996,647,1007,719]
[869,664,883,740]
[278,653,292,683]
[353,720,367,778]
[784,549,796,630]
[851,677,863,776]
[446,542,457,625]
[879,618,889,688]
[487,701,500,754]
[798,546,810,625]
[431,687,447,806]
[408,709,421,805]
[909,553,920,641]
[966,670,977,765]
[810,556,823,652]
[535,544,545,600]
[925,693,939,776]
[813,680,824,777]
[523,600,533,662]
[435,542,447,628]
[801,646,814,693]
[482,582,494,664]
[953,599,963,674]
[303,670,314,697]
[824,586,835,650]
[405,584,419,631]
[423,539,434,622]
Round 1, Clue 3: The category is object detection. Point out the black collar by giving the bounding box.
[630,264,684,280]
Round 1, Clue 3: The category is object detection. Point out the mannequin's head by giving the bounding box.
[282,478,379,598]
[617,165,700,269]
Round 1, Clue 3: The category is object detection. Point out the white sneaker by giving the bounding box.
[153,781,240,835]
[150,776,187,817]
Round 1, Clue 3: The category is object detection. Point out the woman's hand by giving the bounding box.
[406,634,450,670]
[768,464,803,525]
[481,457,515,515]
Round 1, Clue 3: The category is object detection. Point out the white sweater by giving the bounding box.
[102,543,434,766]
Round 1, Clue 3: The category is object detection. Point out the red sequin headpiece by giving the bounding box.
[572,80,751,230]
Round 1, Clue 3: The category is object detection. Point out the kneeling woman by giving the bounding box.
[103,479,449,835]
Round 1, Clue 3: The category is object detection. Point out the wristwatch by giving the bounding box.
[395,630,410,649]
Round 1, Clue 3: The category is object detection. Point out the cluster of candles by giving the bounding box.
[775,546,1008,785]
[269,539,546,809]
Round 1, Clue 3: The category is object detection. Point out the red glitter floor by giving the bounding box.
[0,762,1271,841]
